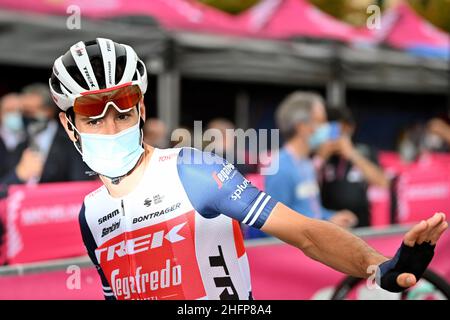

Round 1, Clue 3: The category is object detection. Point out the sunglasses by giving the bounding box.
[73,83,142,118]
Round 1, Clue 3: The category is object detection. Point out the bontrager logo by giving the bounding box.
[133,203,181,224]
[95,222,187,263]
[231,179,251,201]
[212,162,236,189]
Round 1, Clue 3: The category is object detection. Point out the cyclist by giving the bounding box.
[49,39,448,300]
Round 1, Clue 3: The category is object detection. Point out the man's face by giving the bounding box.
[21,93,50,119]
[295,102,326,142]
[310,102,327,131]
[0,94,22,121]
[143,119,167,147]
[59,98,146,143]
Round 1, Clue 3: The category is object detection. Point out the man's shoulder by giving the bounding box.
[83,185,108,206]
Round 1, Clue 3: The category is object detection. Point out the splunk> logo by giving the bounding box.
[231,179,251,201]
[212,162,236,189]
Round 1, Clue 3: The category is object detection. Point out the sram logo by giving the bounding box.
[95,222,187,263]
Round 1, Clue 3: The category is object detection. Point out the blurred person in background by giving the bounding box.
[0,83,93,189]
[398,119,450,163]
[315,107,389,227]
[143,117,168,148]
[426,118,450,150]
[265,92,358,228]
[0,93,26,178]
[206,118,258,175]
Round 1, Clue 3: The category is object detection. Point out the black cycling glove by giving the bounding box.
[377,241,435,292]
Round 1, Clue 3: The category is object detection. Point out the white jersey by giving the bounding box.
[79,148,277,300]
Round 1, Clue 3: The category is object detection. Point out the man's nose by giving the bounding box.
[103,117,121,135]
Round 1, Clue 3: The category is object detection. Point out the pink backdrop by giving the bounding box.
[1,181,101,264]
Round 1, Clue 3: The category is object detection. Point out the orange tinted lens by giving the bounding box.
[74,94,108,116]
[74,85,142,117]
[111,85,142,110]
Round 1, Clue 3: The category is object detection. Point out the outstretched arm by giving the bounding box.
[261,203,448,289]
[177,148,448,292]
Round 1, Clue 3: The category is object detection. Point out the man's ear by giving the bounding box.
[59,112,77,143]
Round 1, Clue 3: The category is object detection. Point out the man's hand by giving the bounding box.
[329,209,358,228]
[335,136,356,160]
[15,148,44,182]
[315,141,339,161]
[428,119,450,139]
[378,213,448,292]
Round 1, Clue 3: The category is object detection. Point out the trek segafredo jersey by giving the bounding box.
[79,148,278,300]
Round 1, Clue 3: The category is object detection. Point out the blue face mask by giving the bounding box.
[2,112,24,133]
[308,122,341,150]
[309,124,330,150]
[71,118,144,179]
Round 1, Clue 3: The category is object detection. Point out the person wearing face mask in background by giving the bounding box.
[425,118,450,151]
[314,108,389,227]
[0,93,26,179]
[0,83,94,193]
[265,92,358,229]
[143,118,169,148]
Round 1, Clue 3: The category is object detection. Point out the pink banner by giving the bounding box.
[0,231,448,299]
[0,199,6,265]
[3,181,101,264]
[370,152,450,227]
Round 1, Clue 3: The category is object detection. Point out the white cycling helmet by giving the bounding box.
[49,38,148,112]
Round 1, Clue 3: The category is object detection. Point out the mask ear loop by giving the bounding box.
[137,102,145,147]
[65,113,83,156]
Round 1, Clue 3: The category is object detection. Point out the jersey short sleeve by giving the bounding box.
[176,148,278,229]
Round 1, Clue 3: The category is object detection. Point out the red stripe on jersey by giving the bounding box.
[96,211,206,300]
[232,220,246,258]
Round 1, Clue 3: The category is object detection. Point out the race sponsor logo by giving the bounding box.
[82,66,96,88]
[107,61,112,85]
[98,212,206,299]
[51,94,58,103]
[96,221,186,263]
[212,162,236,189]
[133,203,181,224]
[231,178,251,201]
[102,220,120,238]
[209,245,238,300]
[159,153,178,162]
[111,260,182,300]
[153,194,164,205]
[98,209,120,225]
[143,198,152,207]
[75,47,84,57]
